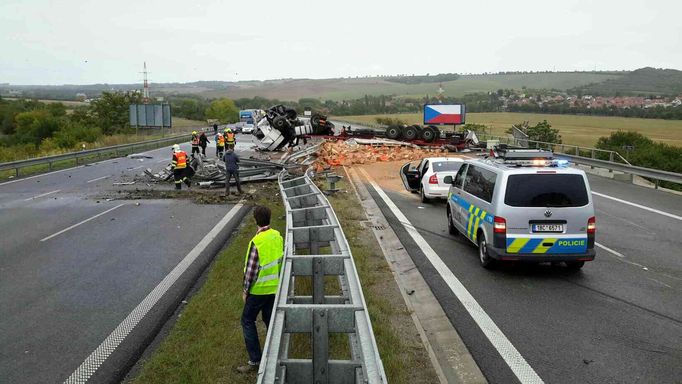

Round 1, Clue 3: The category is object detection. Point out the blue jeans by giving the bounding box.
[241,294,275,362]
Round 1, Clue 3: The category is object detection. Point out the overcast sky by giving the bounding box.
[1,0,681,85]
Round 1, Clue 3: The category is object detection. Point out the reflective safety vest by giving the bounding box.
[191,135,199,146]
[217,134,225,147]
[244,228,284,295]
[173,151,187,169]
[226,132,235,144]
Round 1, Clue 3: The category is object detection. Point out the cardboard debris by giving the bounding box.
[313,140,448,172]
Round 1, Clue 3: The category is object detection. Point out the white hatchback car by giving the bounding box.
[242,124,255,134]
[400,157,465,202]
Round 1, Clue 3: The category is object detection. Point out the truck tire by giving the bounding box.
[422,126,437,142]
[386,125,401,140]
[272,116,289,131]
[403,125,418,140]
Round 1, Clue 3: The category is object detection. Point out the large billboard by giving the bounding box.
[423,104,465,125]
[129,104,172,128]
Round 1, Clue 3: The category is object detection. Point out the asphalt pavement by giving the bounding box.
[357,167,682,384]
[0,135,254,383]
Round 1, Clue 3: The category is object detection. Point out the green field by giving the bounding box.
[335,112,682,148]
[203,72,623,101]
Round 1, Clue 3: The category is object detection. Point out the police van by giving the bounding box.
[445,148,596,270]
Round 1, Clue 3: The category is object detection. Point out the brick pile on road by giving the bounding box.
[313,140,449,171]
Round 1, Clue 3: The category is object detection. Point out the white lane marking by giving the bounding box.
[86,175,111,183]
[358,168,543,384]
[592,191,682,221]
[596,242,682,282]
[40,204,125,242]
[595,242,626,258]
[130,165,145,170]
[24,189,61,201]
[0,166,84,187]
[64,204,243,384]
[596,242,650,270]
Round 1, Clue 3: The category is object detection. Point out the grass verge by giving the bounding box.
[130,178,437,383]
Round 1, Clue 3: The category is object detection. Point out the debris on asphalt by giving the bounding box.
[113,182,135,186]
[128,153,154,159]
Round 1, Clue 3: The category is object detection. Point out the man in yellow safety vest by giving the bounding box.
[237,205,284,373]
[225,128,236,150]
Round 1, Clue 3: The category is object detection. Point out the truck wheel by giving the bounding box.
[386,125,401,140]
[478,235,496,269]
[403,125,417,140]
[422,127,436,142]
[272,116,289,130]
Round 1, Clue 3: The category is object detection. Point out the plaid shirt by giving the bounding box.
[243,226,270,294]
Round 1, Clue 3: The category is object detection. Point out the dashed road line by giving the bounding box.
[86,175,111,183]
[64,204,243,384]
[0,166,84,187]
[24,189,61,201]
[359,168,544,384]
[40,204,125,242]
[592,191,682,221]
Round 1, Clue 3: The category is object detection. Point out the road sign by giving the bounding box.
[423,104,465,125]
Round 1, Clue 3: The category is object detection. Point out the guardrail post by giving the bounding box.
[313,257,325,304]
[16,167,19,178]
[48,162,52,171]
[655,179,660,189]
[575,146,579,156]
[591,150,595,159]
[609,152,614,162]
[313,309,329,384]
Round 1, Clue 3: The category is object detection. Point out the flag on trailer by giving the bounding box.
[423,104,466,125]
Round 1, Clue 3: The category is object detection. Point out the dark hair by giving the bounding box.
[253,205,271,227]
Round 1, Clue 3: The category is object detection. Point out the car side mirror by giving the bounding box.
[444,175,453,185]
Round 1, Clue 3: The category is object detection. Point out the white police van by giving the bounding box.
[445,148,596,270]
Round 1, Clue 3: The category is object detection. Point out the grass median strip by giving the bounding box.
[130,178,437,383]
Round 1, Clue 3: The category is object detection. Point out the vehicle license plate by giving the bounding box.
[532,224,563,232]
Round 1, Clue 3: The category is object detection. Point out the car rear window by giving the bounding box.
[504,174,588,207]
[432,161,462,172]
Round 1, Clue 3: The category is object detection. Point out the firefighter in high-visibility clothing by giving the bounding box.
[215,131,225,158]
[237,206,284,373]
[171,144,191,189]
[190,131,200,157]
[225,128,236,150]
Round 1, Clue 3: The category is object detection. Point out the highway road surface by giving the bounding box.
[0,135,254,383]
[355,165,682,384]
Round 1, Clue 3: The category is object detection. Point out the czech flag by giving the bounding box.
[424,104,465,125]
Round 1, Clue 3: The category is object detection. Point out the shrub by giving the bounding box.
[53,121,102,149]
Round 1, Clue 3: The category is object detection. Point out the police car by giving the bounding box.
[445,148,596,270]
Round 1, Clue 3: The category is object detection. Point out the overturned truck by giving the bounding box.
[253,104,479,152]
[254,105,334,151]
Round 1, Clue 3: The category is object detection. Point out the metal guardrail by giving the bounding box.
[480,134,682,186]
[258,171,386,384]
[560,153,682,185]
[479,133,631,164]
[0,133,193,177]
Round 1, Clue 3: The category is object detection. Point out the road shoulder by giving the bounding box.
[345,166,487,384]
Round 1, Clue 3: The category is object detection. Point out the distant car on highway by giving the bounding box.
[241,124,255,134]
[445,149,596,270]
[400,157,464,202]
